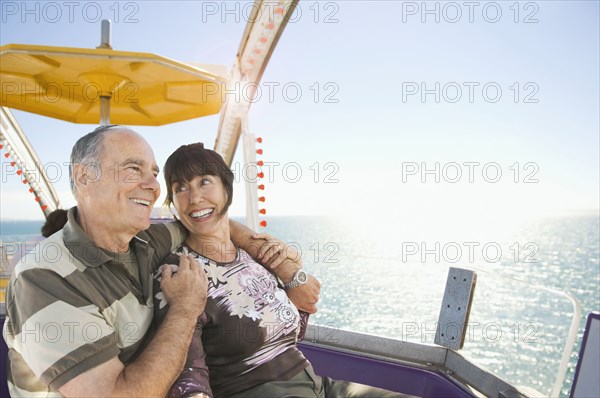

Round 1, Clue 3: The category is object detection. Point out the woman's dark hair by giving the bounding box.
[163,143,234,219]
[41,209,68,237]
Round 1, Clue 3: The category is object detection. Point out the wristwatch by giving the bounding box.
[283,269,308,290]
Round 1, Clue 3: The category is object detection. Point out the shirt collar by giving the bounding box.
[63,206,148,268]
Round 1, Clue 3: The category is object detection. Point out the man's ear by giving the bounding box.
[72,163,90,195]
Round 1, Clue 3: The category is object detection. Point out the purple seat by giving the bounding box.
[0,316,473,398]
[298,342,474,398]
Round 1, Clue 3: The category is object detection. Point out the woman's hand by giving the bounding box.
[252,233,301,269]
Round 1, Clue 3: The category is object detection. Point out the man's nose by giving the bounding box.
[141,172,160,194]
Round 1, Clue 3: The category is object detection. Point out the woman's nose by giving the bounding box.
[189,188,204,204]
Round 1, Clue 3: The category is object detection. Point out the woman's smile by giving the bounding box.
[189,208,215,221]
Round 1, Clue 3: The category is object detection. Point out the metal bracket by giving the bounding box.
[435,267,477,350]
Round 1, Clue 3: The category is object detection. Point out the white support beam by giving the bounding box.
[214,0,299,165]
[241,114,259,232]
[0,107,62,217]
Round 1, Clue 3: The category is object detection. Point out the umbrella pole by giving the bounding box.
[98,20,112,49]
[98,20,112,126]
[99,96,110,125]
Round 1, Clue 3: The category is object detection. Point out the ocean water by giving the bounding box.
[265,214,599,397]
[1,215,598,396]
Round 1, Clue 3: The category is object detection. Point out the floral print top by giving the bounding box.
[154,245,308,398]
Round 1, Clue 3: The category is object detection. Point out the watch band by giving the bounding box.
[283,269,307,290]
[283,278,302,290]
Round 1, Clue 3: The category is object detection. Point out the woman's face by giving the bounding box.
[172,174,229,237]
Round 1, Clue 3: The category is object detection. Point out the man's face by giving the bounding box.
[84,130,160,239]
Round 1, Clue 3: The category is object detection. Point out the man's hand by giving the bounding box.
[59,255,208,397]
[253,233,301,269]
[252,233,320,314]
[229,220,321,313]
[160,254,208,318]
[286,275,320,314]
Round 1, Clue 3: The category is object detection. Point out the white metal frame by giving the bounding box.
[0,107,61,216]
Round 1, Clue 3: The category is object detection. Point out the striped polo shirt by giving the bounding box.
[2,207,184,396]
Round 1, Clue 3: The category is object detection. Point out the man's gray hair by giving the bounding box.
[69,125,129,195]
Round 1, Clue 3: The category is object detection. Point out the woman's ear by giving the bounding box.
[168,203,180,220]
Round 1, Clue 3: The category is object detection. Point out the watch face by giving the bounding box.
[297,270,308,283]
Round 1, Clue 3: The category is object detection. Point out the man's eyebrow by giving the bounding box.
[123,158,143,166]
[123,158,160,174]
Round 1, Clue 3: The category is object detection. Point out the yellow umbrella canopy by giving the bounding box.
[0,43,226,126]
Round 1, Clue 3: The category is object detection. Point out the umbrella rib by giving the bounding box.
[129,103,152,119]
[29,54,61,68]
[10,48,223,82]
[74,101,95,121]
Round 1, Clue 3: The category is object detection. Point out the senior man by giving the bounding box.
[3,125,319,397]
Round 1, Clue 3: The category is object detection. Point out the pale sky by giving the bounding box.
[1,0,598,222]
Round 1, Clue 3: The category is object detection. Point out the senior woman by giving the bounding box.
[154,143,414,398]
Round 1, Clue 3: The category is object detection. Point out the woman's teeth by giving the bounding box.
[191,209,214,219]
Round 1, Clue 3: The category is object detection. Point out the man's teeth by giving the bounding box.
[131,198,151,207]
[191,209,214,219]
